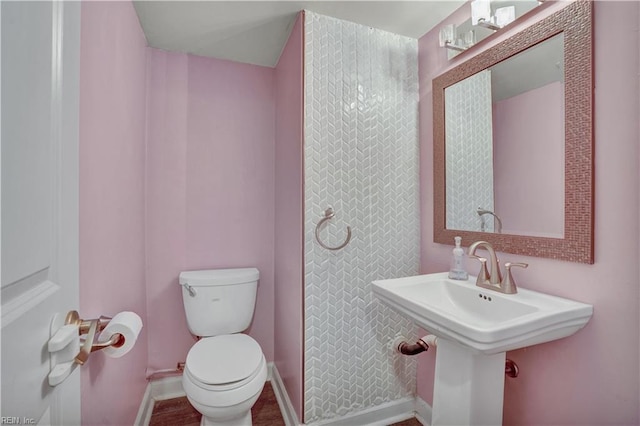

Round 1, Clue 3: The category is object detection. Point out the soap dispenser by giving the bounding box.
[448,236,469,280]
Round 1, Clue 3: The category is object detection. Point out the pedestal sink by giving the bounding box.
[372,273,592,425]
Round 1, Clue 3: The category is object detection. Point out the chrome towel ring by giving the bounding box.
[315,206,352,251]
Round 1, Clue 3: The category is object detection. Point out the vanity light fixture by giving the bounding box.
[439,24,475,52]
[440,0,540,55]
[472,0,516,31]
[495,6,516,28]
[471,0,493,28]
[439,24,462,51]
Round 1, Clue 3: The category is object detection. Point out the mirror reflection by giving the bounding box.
[444,34,564,237]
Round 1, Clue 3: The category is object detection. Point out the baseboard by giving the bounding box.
[135,364,281,426]
[150,375,186,400]
[268,363,425,426]
[414,397,432,426]
[267,361,273,382]
[134,363,430,426]
[134,375,185,426]
[309,397,415,426]
[133,382,153,426]
[270,364,302,426]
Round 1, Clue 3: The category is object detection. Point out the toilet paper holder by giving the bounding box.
[64,310,125,364]
[47,310,125,386]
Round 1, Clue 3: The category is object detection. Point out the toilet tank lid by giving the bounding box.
[179,268,259,286]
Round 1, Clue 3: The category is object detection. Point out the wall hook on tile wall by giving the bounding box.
[315,206,352,251]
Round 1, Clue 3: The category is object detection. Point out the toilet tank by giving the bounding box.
[179,268,259,337]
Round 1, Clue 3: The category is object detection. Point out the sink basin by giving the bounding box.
[372,272,593,354]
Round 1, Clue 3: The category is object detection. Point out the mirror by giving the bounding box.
[445,34,564,237]
[433,1,593,263]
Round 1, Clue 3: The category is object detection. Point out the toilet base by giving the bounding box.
[182,340,267,426]
[201,411,251,426]
[184,370,265,426]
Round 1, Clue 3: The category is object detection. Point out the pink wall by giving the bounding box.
[79,2,149,424]
[493,81,564,237]
[274,13,305,421]
[419,1,640,424]
[145,49,276,370]
[144,50,191,371]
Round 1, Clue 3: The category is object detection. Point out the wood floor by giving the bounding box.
[149,382,422,426]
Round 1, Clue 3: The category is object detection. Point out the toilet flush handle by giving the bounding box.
[183,283,197,297]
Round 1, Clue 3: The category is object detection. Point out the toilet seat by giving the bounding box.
[183,334,267,411]
[185,334,264,390]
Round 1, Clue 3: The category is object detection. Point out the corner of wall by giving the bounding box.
[274,10,305,422]
[79,1,150,424]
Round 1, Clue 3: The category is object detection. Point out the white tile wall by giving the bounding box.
[444,70,495,232]
[303,11,420,424]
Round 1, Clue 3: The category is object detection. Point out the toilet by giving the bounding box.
[179,268,267,426]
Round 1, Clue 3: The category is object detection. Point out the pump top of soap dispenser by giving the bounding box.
[449,236,468,280]
[454,236,462,250]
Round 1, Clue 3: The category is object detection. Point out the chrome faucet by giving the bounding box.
[468,241,502,285]
[477,208,503,233]
[468,241,528,294]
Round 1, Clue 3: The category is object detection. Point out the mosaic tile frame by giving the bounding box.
[433,1,594,263]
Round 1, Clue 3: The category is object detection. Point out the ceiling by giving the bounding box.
[490,32,563,102]
[133,1,465,68]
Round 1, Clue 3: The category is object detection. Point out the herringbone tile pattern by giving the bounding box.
[303,12,420,424]
[444,70,495,232]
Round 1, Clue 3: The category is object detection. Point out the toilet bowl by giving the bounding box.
[182,335,267,426]
[179,269,266,426]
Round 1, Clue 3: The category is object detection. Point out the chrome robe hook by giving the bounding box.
[315,206,352,251]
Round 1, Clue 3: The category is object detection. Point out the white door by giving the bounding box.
[1,1,81,424]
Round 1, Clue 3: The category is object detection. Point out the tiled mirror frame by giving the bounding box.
[433,0,594,263]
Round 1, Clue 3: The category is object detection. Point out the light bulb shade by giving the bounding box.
[471,0,492,26]
[462,30,475,48]
[495,6,516,28]
[439,24,456,47]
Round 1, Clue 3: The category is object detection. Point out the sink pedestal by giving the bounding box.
[432,339,506,425]
[373,273,593,424]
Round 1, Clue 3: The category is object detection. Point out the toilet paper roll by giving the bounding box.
[98,311,143,358]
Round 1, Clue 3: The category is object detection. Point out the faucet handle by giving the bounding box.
[469,256,491,286]
[501,262,528,294]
